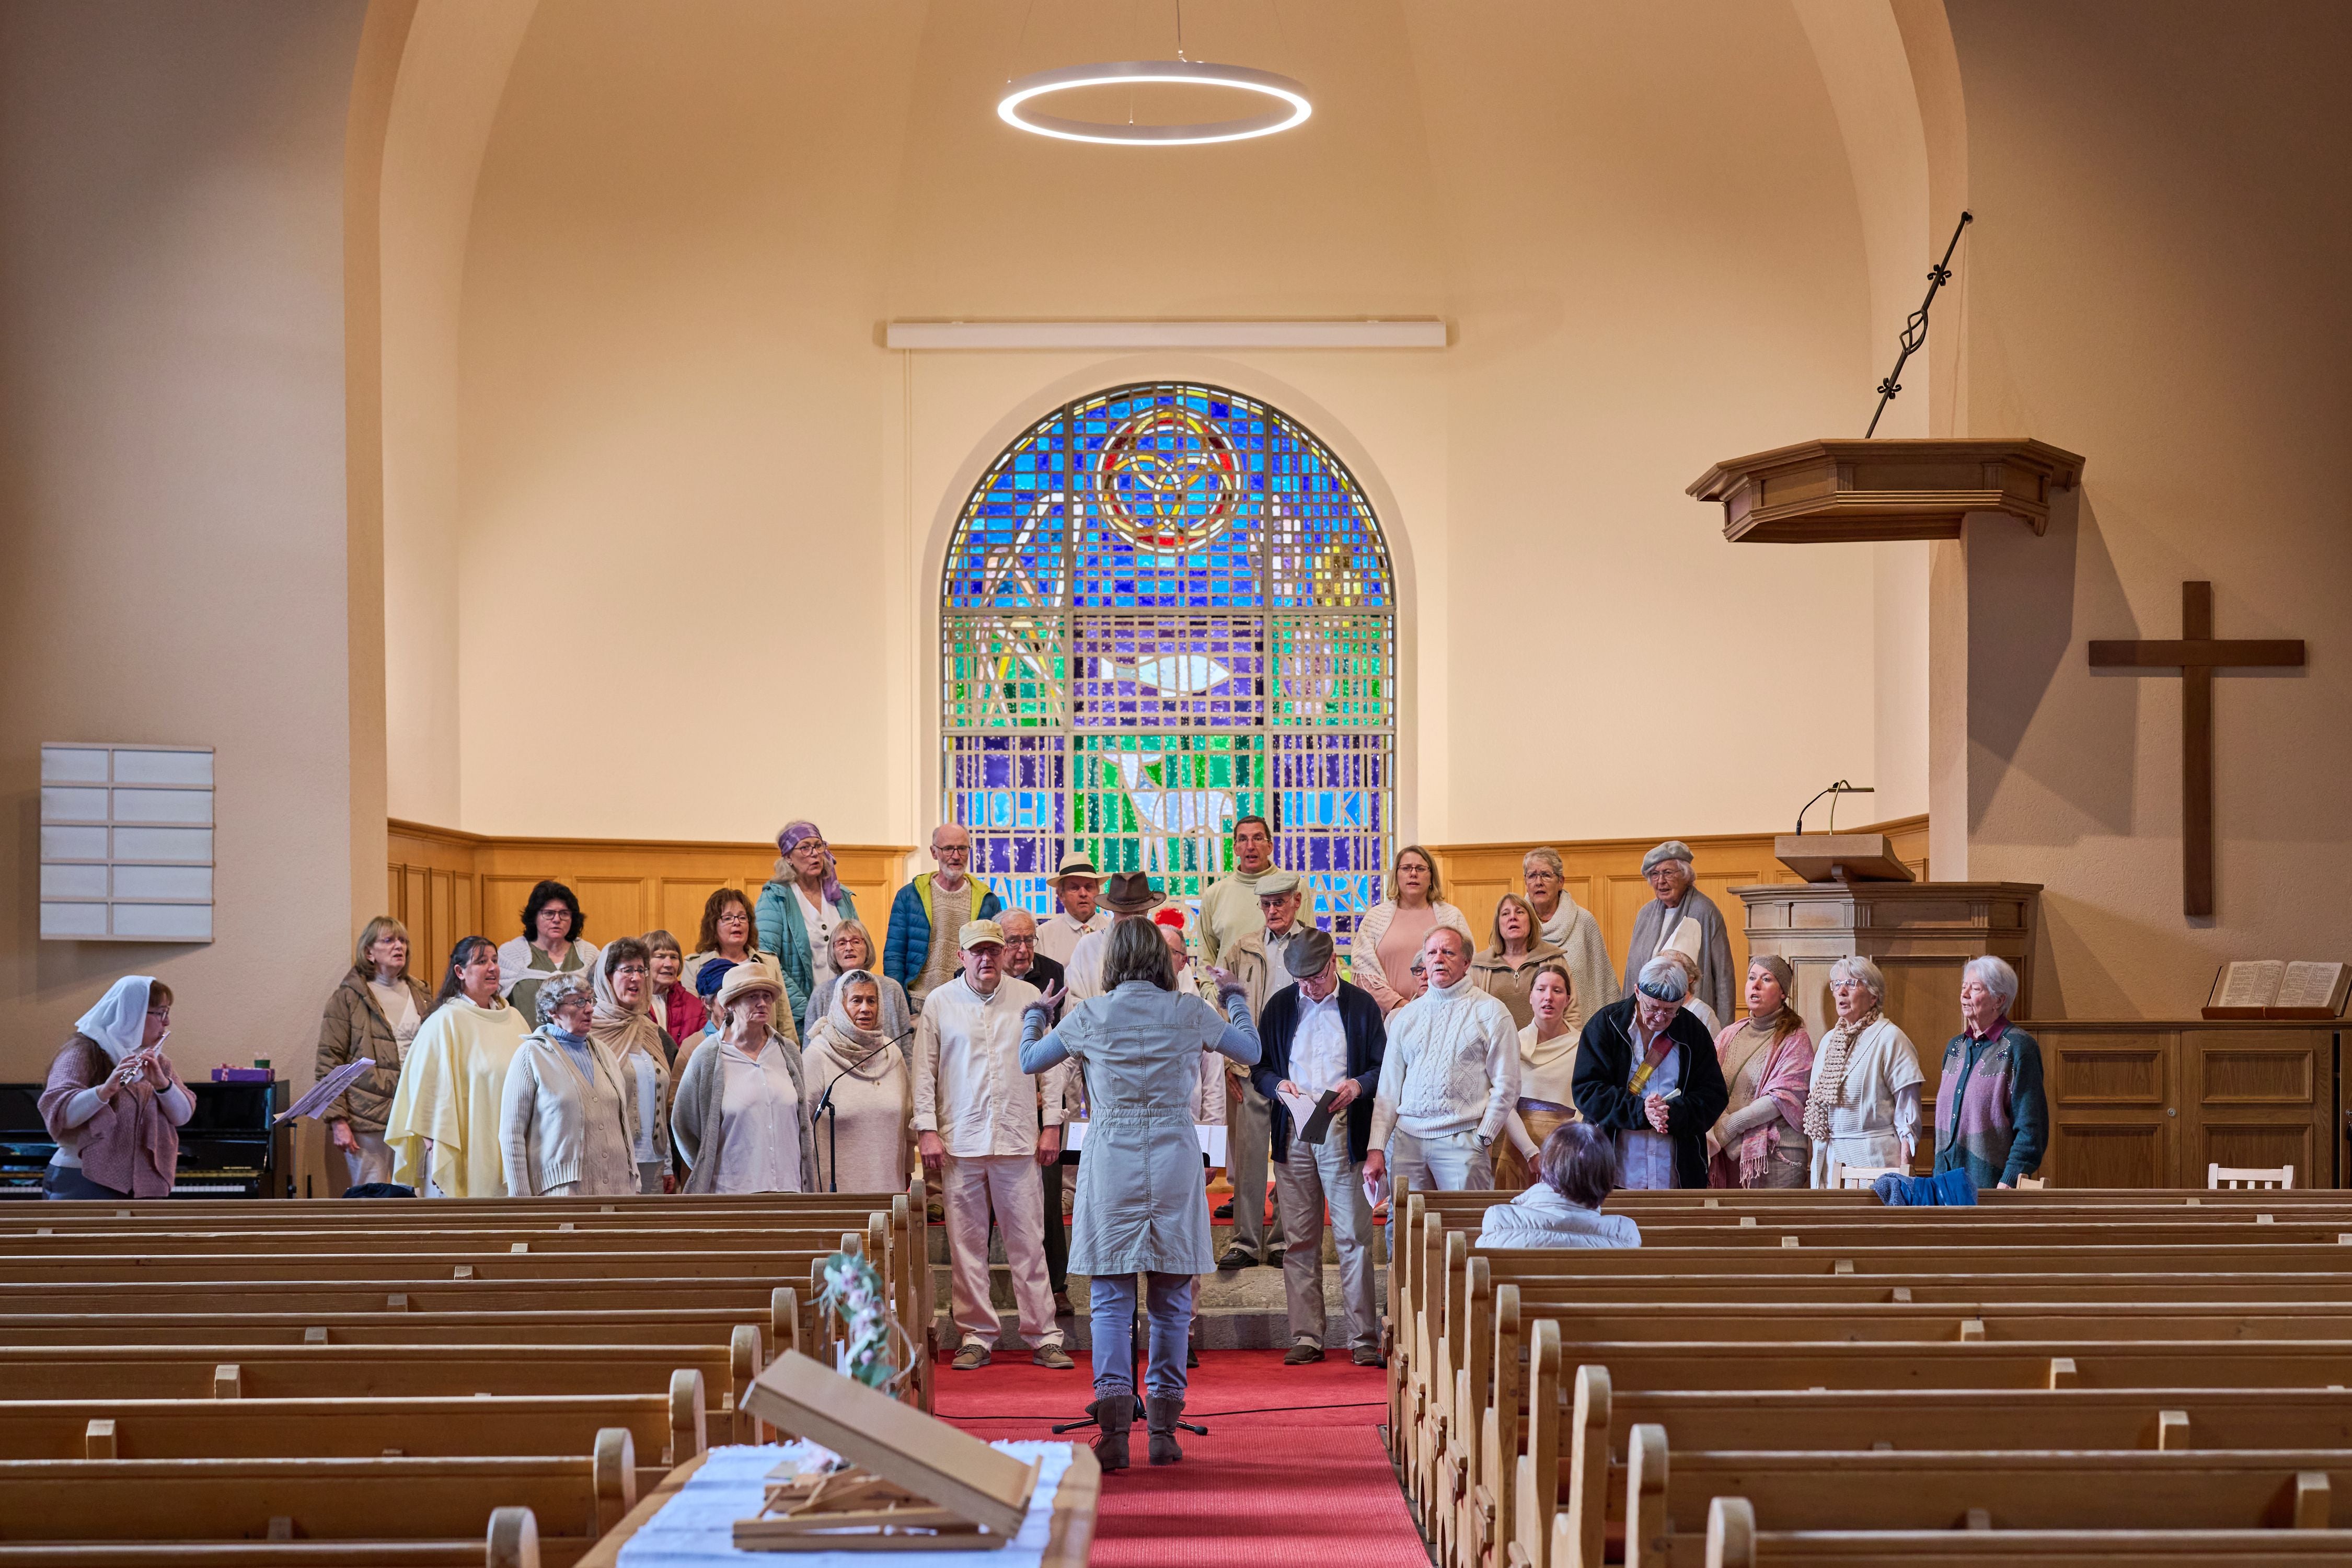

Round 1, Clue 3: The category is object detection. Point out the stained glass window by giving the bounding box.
[941,382,1396,956]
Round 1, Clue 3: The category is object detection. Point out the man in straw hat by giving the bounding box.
[1212,868,1310,1269]
[1621,839,1734,1021]
[1036,851,1110,967]
[914,919,1074,1371]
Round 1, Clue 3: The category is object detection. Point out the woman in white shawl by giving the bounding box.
[588,938,674,1194]
[1804,955,1924,1187]
[1519,848,1619,1025]
[38,976,193,1200]
[801,970,914,1193]
[1497,963,1580,1193]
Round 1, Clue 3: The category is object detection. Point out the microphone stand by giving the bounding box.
[812,1027,914,1194]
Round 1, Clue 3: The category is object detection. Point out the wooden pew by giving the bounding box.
[1624,1433,2352,1567]
[0,1437,634,1568]
[0,1301,801,1357]
[0,1344,765,1443]
[0,1377,708,1475]
[1699,1497,2352,1567]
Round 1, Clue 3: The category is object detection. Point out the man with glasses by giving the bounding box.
[885,824,1002,1016]
[1037,853,1109,967]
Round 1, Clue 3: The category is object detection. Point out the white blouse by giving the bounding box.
[795,885,843,988]
[715,1039,805,1194]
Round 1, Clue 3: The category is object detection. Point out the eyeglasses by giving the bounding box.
[793,840,827,854]
[613,964,649,978]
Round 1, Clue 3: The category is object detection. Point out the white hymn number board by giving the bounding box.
[39,744,214,943]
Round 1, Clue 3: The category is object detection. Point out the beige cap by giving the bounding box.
[1254,869,1303,897]
[959,919,1006,950]
[713,962,785,1011]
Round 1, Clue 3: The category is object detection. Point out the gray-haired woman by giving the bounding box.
[1018,918,1260,1471]
[1569,955,1728,1190]
[1804,955,1924,1186]
[1933,956,2047,1189]
[498,972,638,1198]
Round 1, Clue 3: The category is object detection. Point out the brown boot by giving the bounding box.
[1145,1395,1186,1465]
[1088,1394,1135,1472]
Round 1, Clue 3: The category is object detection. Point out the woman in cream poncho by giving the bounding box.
[589,938,674,1194]
[801,970,914,1193]
[1497,962,1580,1194]
[1804,954,1923,1187]
[385,936,531,1197]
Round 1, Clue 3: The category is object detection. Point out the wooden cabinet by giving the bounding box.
[2028,1019,2343,1188]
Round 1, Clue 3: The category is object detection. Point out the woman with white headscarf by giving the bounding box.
[38,977,192,1200]
[800,970,914,1193]
[588,937,674,1194]
[800,919,913,1053]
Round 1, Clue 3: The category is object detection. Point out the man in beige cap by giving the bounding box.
[1213,868,1310,1269]
[1036,852,1109,967]
[914,918,1073,1371]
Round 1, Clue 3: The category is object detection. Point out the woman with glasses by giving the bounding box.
[500,972,638,1198]
[498,880,600,1027]
[683,889,792,1051]
[1804,955,1924,1186]
[589,938,675,1194]
[756,821,861,1028]
[1351,845,1474,1016]
[39,976,191,1200]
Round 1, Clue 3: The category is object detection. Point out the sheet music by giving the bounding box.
[1276,1088,1321,1131]
[279,1057,374,1124]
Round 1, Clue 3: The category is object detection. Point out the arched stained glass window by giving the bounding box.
[941,381,1396,955]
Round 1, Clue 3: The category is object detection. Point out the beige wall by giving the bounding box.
[433,0,1895,850]
[1945,0,2352,1015]
[0,0,371,1082]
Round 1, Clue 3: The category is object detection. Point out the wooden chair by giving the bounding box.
[2211,1162,2295,1190]
[1826,1162,1905,1190]
[2014,1174,2049,1190]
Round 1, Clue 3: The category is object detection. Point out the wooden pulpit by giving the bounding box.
[1738,845,2040,1170]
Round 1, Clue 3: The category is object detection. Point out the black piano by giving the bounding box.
[0,1079,290,1199]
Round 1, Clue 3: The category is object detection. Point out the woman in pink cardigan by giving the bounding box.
[39,976,192,1200]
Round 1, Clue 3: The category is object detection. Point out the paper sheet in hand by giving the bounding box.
[280,1058,374,1124]
[1277,1088,1340,1146]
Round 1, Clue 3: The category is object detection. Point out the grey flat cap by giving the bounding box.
[1254,869,1303,897]
[1641,839,1695,874]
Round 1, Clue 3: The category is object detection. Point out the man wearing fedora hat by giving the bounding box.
[914,918,1073,1371]
[1062,871,1168,1006]
[1036,852,1110,968]
[1212,868,1311,1269]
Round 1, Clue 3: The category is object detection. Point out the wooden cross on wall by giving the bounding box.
[2088,580,2305,917]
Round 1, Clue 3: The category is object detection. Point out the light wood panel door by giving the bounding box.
[2182,1029,2335,1188]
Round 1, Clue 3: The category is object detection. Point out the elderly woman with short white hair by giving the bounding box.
[1519,848,1618,1026]
[1621,841,1734,1020]
[1803,955,1925,1187]
[1933,956,2047,1189]
[499,972,638,1198]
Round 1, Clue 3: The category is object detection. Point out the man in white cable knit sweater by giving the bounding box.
[1364,926,1520,1249]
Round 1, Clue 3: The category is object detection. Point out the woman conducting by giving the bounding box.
[1804,955,1925,1187]
[1017,919,1260,1472]
[315,916,431,1190]
[1707,956,1815,1189]
[499,972,639,1198]
[589,938,675,1194]
[39,976,192,1200]
[672,964,819,1194]
[801,969,913,1193]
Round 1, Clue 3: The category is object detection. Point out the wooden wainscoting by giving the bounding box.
[2026,1018,2343,1189]
[1427,815,1929,991]
[385,820,913,974]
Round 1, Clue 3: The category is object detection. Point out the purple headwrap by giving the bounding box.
[777,820,846,905]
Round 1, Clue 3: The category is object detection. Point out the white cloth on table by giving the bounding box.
[614,1440,1074,1568]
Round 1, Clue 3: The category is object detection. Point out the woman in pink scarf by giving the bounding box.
[38,976,192,1200]
[1705,956,1813,1188]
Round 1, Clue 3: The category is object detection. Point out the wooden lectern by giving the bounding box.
[1738,838,2040,1168]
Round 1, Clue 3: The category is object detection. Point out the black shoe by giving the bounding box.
[1352,1346,1385,1367]
[1186,1344,1200,1368]
[1217,1246,1256,1270]
[1053,1291,1074,1316]
[1285,1342,1325,1365]
[1266,1246,1286,1266]
[1213,1202,1234,1219]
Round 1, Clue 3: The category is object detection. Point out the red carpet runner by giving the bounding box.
[935,1349,1428,1567]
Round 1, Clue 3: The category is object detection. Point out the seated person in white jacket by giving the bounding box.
[1479,1121,1641,1249]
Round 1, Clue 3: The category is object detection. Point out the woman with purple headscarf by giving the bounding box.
[755,821,861,1029]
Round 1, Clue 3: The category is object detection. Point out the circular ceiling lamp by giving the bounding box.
[998,59,1311,146]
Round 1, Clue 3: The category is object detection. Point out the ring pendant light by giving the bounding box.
[998,59,1311,146]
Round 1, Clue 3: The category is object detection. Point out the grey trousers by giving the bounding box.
[1384,1126,1492,1257]
[1274,1116,1379,1351]
[1224,1076,1281,1259]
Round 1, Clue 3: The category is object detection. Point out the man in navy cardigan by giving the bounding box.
[1250,929,1388,1366]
